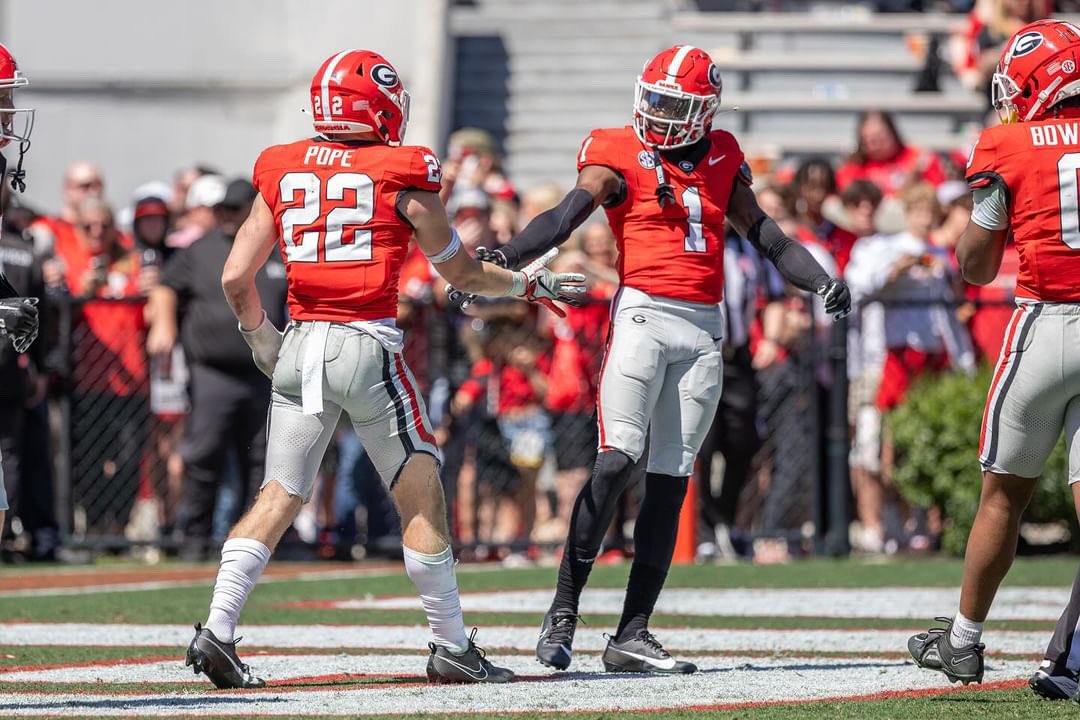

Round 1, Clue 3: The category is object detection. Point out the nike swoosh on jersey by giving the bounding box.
[439,653,489,679]
[708,154,727,166]
[609,646,677,670]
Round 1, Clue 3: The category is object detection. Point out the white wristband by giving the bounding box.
[424,228,463,264]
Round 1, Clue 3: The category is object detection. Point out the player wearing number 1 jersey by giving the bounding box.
[908,20,1080,695]
[185,49,585,689]
[457,45,850,673]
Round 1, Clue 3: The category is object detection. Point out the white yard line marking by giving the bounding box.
[0,623,1051,655]
[0,657,1035,716]
[313,587,1071,621]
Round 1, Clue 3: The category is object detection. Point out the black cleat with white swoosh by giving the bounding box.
[426,628,515,684]
[602,630,697,674]
[908,617,984,685]
[185,623,266,689]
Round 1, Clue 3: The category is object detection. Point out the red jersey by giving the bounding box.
[967,118,1080,302]
[253,138,442,321]
[577,126,747,305]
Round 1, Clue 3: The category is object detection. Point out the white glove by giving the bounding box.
[239,312,283,379]
[507,249,587,318]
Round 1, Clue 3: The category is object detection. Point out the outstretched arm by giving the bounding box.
[726,181,850,318]
[494,165,624,269]
[401,189,586,315]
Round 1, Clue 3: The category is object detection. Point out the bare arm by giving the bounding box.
[956,221,1008,285]
[145,285,179,357]
[222,193,278,330]
[401,189,517,296]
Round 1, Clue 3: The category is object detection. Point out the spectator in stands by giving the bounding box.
[441,128,515,207]
[836,111,946,196]
[167,174,226,250]
[453,319,550,560]
[952,0,1050,98]
[28,162,108,293]
[169,165,219,219]
[0,194,52,559]
[58,198,150,536]
[448,188,496,252]
[132,196,174,266]
[520,182,564,226]
[792,158,858,272]
[59,162,105,226]
[845,183,973,552]
[146,179,287,560]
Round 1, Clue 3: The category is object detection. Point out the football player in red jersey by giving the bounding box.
[456,45,850,673]
[908,20,1080,693]
[185,49,584,689]
[0,41,42,540]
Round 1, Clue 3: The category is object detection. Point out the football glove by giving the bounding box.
[239,312,283,379]
[508,249,587,318]
[446,246,511,311]
[0,297,39,354]
[815,278,851,320]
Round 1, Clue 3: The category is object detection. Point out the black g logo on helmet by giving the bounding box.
[1011,32,1044,58]
[371,64,399,87]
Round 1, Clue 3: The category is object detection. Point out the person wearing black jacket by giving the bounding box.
[145,179,287,560]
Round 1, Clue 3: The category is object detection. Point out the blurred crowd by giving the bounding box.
[0,100,1021,564]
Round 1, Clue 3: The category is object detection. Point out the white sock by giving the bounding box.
[950,612,984,648]
[403,544,469,654]
[205,538,272,643]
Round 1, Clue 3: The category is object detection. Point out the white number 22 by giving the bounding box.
[279,171,374,263]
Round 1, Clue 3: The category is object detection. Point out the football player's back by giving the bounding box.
[253,137,442,322]
[969,117,1080,302]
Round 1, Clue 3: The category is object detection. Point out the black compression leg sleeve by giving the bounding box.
[616,473,689,641]
[552,449,636,613]
[1043,562,1080,671]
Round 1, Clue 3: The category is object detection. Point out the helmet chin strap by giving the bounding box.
[9,138,28,193]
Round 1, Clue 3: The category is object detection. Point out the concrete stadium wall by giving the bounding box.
[0,0,453,214]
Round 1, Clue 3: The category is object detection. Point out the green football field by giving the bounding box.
[2,556,1080,719]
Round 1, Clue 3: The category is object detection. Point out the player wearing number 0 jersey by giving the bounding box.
[456,45,850,673]
[908,20,1080,694]
[185,49,585,690]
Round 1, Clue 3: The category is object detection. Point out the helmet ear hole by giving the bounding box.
[1023,85,1033,98]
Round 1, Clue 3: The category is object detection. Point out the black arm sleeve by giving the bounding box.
[500,187,597,269]
[747,216,831,293]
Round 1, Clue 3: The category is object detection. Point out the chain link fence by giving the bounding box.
[41,292,1016,557]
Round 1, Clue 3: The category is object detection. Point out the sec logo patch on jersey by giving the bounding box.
[638,151,656,169]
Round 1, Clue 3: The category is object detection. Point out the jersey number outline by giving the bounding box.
[1058,153,1080,249]
[680,186,706,253]
[279,171,375,263]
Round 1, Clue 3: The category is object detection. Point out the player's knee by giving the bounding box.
[590,449,635,494]
[644,472,688,512]
[390,452,446,521]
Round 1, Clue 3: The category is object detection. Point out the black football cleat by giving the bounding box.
[601,630,697,674]
[186,623,266,689]
[536,608,581,670]
[426,628,515,684]
[908,617,984,685]
[1029,662,1078,700]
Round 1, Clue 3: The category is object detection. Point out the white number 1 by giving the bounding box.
[1059,153,1080,249]
[681,186,705,253]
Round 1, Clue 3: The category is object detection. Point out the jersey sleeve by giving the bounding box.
[251,147,280,204]
[386,146,443,193]
[576,129,624,174]
[965,129,1002,190]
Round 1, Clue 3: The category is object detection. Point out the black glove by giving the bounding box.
[815,278,851,320]
[0,297,39,353]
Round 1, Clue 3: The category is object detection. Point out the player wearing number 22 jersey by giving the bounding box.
[909,20,1080,694]
[185,49,586,691]
[468,45,850,674]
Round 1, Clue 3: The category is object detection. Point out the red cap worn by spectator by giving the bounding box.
[134,197,169,220]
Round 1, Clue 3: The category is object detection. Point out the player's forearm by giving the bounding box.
[500,188,596,268]
[222,276,265,330]
[437,252,520,297]
[748,217,831,293]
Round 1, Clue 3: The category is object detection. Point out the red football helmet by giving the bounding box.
[0,41,33,150]
[309,49,410,145]
[633,45,722,149]
[993,19,1080,123]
